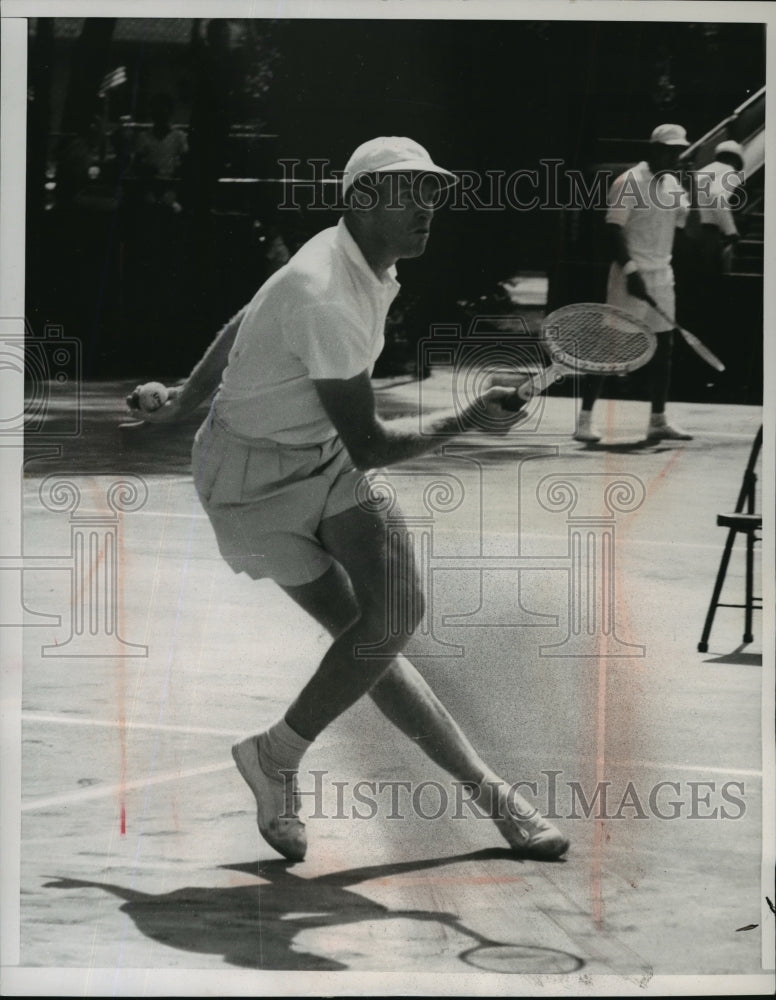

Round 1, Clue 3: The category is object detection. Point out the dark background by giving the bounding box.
[24,17,765,400]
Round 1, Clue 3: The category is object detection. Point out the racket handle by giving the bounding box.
[642,293,670,324]
[498,365,566,410]
[643,295,726,372]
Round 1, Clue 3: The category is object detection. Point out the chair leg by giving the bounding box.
[698,529,737,653]
[744,530,755,644]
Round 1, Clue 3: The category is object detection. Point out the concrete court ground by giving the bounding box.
[5,372,774,996]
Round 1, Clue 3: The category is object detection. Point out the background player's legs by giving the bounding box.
[646,329,692,439]
[581,374,605,412]
[648,329,674,415]
[574,374,606,442]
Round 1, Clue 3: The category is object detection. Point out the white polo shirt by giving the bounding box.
[214,218,400,444]
[606,160,689,276]
[695,159,742,237]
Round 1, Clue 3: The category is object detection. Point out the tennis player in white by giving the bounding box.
[575,123,694,444]
[696,138,745,272]
[129,137,570,863]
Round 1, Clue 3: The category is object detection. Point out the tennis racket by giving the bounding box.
[643,294,726,372]
[501,302,657,410]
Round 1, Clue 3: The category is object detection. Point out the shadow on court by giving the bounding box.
[702,643,763,667]
[43,849,583,973]
[579,437,704,453]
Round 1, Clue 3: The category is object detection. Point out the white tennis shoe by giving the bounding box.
[493,789,570,859]
[647,415,693,441]
[573,411,602,443]
[232,734,307,862]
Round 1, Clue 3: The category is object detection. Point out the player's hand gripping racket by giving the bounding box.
[642,294,726,372]
[501,302,658,411]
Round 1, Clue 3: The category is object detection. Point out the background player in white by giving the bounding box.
[575,123,694,444]
[696,138,745,275]
[128,137,569,863]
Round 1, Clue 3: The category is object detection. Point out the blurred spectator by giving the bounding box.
[134,93,188,212]
[677,138,746,363]
[56,117,121,213]
[56,129,95,204]
[695,139,745,276]
[259,226,291,271]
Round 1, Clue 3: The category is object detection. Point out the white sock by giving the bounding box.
[258,718,312,779]
[650,412,667,426]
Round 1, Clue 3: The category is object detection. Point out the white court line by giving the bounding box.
[22,709,761,801]
[24,504,754,556]
[580,757,761,780]
[22,711,243,739]
[523,749,762,780]
[20,752,760,815]
[21,760,233,812]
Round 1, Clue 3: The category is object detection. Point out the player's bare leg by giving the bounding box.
[646,329,692,440]
[232,500,421,862]
[282,556,498,790]
[284,503,426,737]
[233,502,569,860]
[574,374,604,443]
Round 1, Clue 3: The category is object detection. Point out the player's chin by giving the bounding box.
[403,233,431,257]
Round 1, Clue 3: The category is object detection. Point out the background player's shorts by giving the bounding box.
[606,264,676,333]
[192,410,369,586]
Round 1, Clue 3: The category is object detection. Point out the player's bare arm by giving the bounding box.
[126,306,248,421]
[606,222,649,301]
[313,370,526,471]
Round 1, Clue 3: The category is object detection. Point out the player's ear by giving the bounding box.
[346,172,381,212]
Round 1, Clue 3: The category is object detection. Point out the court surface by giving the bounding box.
[8,373,774,995]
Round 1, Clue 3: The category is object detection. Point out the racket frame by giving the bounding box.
[643,294,726,372]
[516,302,658,402]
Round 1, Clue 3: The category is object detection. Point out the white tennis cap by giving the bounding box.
[650,123,690,146]
[714,139,745,161]
[342,136,457,196]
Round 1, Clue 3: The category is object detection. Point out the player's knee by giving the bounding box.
[358,576,425,652]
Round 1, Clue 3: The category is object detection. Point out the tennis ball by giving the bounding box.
[138,381,169,412]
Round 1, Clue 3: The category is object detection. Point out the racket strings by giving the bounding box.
[545,307,655,369]
[554,323,652,363]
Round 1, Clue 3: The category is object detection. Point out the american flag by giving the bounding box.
[97,66,127,97]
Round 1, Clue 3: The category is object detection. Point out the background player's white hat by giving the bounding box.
[714,139,745,161]
[649,123,690,146]
[342,136,457,196]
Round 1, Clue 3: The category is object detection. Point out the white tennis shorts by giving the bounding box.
[606,263,676,333]
[192,409,369,586]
